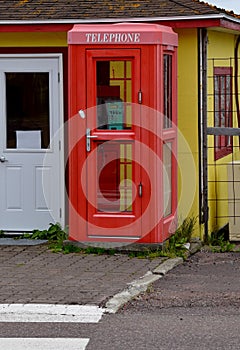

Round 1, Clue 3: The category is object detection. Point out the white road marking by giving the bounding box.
[0,338,89,349]
[0,304,105,323]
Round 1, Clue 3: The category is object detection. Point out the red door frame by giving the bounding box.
[162,47,178,241]
[85,48,142,239]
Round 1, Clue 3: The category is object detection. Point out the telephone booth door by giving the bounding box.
[84,49,143,239]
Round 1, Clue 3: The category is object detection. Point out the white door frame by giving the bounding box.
[0,54,65,231]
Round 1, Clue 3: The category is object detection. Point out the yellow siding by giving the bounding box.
[175,28,200,235]
[0,32,67,47]
[207,30,240,234]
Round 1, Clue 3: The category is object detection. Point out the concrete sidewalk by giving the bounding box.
[0,242,168,307]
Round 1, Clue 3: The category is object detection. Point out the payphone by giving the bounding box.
[68,23,178,244]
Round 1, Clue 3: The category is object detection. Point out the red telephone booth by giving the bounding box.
[68,23,178,244]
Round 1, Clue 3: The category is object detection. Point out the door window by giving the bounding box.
[96,60,132,130]
[6,72,50,149]
[97,141,133,213]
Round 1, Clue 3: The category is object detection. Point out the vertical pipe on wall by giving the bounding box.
[198,28,204,224]
[198,28,209,242]
[234,36,240,133]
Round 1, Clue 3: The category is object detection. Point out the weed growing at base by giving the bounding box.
[13,216,197,258]
[208,233,236,253]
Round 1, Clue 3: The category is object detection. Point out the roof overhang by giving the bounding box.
[0,14,239,33]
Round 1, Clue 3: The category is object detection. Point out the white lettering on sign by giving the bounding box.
[85,32,141,43]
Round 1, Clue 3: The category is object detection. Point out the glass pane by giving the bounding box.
[96,60,132,130]
[97,142,133,213]
[163,54,172,129]
[214,76,220,149]
[163,142,172,217]
[220,77,225,127]
[214,73,232,150]
[226,76,231,121]
[6,73,50,149]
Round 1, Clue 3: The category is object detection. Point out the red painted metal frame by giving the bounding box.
[162,47,178,241]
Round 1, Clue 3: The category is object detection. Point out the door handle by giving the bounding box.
[78,109,86,119]
[138,182,143,197]
[86,128,98,152]
[0,156,7,163]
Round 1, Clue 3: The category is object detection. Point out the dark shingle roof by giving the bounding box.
[0,0,235,21]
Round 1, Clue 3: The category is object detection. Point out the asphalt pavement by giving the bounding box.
[121,247,240,311]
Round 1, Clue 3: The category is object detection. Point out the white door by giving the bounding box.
[0,55,64,232]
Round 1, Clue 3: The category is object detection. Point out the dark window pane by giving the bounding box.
[6,73,50,149]
[163,54,172,129]
[213,67,233,160]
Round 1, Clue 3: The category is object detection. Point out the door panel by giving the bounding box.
[6,166,22,210]
[35,166,52,210]
[0,56,63,231]
[86,49,141,238]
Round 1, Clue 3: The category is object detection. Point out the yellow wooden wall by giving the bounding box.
[174,28,200,235]
[207,29,240,234]
[175,28,240,239]
[0,32,67,47]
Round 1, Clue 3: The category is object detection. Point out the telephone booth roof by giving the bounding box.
[68,23,178,46]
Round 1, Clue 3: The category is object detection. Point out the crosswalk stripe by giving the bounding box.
[0,304,105,323]
[0,338,89,349]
